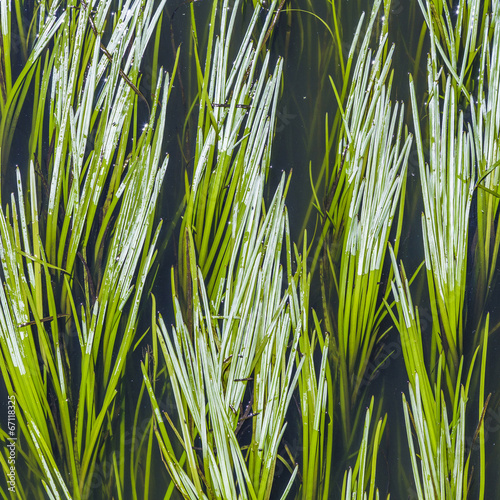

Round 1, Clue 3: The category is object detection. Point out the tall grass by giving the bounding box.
[470,2,500,324]
[144,174,303,500]
[409,66,474,399]
[303,0,412,449]
[386,1,495,497]
[341,398,386,500]
[0,1,65,198]
[177,0,283,297]
[388,246,488,500]
[0,0,175,496]
[0,0,498,498]
[142,2,336,498]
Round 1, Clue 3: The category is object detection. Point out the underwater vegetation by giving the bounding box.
[0,0,499,498]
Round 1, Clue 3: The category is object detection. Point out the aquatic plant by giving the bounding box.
[388,242,489,499]
[409,66,474,400]
[470,3,500,325]
[0,0,175,496]
[0,0,498,498]
[386,1,494,498]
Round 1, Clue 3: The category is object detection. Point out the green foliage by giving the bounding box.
[0,0,175,497]
[144,175,302,500]
[1,0,498,499]
[300,0,410,457]
[290,234,333,500]
[176,0,286,295]
[0,1,65,184]
[341,399,387,500]
[470,3,500,320]
[409,67,474,398]
[388,248,488,499]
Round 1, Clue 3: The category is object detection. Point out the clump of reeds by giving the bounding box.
[0,0,176,497]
